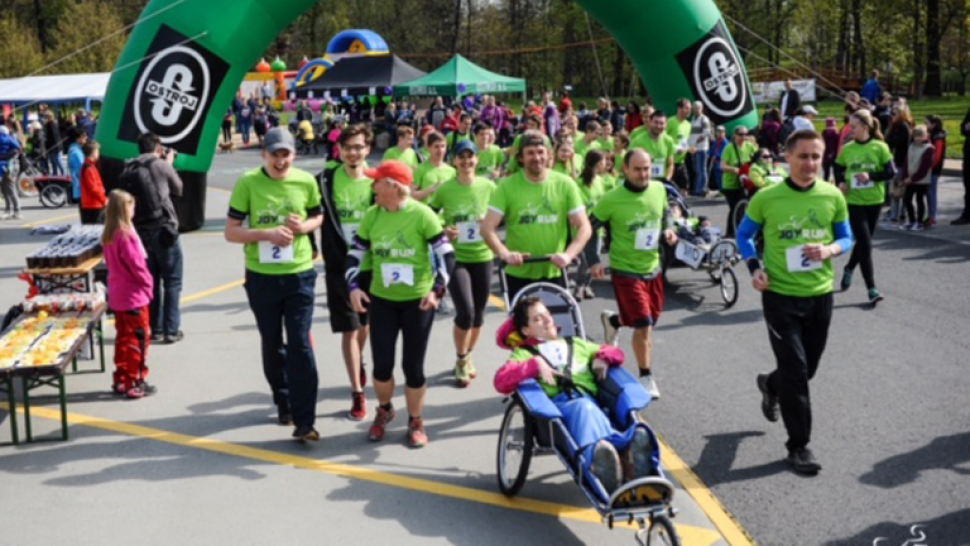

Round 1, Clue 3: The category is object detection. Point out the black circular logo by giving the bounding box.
[134,45,211,144]
[693,36,747,118]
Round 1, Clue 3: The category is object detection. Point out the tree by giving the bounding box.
[0,15,45,78]
[45,1,127,74]
[925,0,943,95]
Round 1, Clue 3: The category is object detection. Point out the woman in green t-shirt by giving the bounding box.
[428,141,496,388]
[834,109,894,304]
[574,149,607,300]
[551,135,580,180]
[748,148,787,191]
[347,160,456,448]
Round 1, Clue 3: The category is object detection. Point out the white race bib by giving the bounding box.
[675,241,705,269]
[635,228,661,251]
[651,164,664,178]
[457,221,482,244]
[786,246,823,273]
[258,241,295,264]
[766,175,784,185]
[851,174,874,189]
[341,223,360,245]
[381,263,415,287]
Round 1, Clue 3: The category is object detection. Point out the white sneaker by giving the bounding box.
[0,212,9,220]
[11,212,21,220]
[600,310,619,346]
[639,374,661,400]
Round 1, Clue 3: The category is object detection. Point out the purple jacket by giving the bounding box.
[480,105,505,132]
[104,229,154,312]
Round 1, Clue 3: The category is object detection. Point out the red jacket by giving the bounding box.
[80,159,107,210]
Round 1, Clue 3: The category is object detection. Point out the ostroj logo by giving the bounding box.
[675,21,753,125]
[119,25,229,155]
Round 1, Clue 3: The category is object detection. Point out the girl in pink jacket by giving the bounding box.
[102,190,155,399]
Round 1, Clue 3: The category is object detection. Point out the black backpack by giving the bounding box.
[119,157,165,227]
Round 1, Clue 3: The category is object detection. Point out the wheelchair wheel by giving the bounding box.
[645,515,680,546]
[496,398,533,497]
[39,183,68,209]
[731,199,749,236]
[720,266,739,308]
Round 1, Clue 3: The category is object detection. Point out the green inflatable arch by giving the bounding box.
[96,0,758,230]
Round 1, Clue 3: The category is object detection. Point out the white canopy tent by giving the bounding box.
[0,73,110,109]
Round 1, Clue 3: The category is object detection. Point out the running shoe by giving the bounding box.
[592,441,622,495]
[913,223,924,231]
[407,417,428,448]
[583,286,595,300]
[348,392,367,421]
[369,406,396,442]
[125,386,145,400]
[839,268,853,292]
[11,212,21,220]
[454,356,473,388]
[292,424,321,442]
[466,354,477,379]
[624,427,655,481]
[437,298,452,316]
[601,310,620,346]
[868,288,884,305]
[111,383,127,395]
[757,374,779,422]
[787,447,822,475]
[150,332,164,343]
[639,373,660,400]
[899,223,916,231]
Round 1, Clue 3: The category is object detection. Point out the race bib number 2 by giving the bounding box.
[381,263,415,287]
[457,221,482,244]
[635,228,660,251]
[785,246,822,273]
[258,241,295,264]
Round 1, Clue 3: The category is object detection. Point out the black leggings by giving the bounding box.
[449,261,493,330]
[904,185,929,225]
[723,188,744,237]
[846,204,882,290]
[221,121,232,143]
[369,295,435,389]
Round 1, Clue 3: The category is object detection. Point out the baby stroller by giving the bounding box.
[663,183,741,307]
[495,258,681,546]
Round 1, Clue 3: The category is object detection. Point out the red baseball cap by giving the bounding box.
[365,160,413,187]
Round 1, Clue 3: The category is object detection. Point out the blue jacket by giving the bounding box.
[861,79,882,104]
[0,134,21,173]
[68,142,85,199]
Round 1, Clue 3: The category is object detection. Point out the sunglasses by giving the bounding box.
[760,155,772,159]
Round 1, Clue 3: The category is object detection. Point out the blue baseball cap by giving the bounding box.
[453,140,478,156]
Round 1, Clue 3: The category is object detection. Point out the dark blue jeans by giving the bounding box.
[140,228,183,336]
[244,269,318,427]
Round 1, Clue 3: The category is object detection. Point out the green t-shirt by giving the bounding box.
[551,155,583,180]
[630,132,676,179]
[428,176,496,264]
[601,173,619,192]
[576,175,606,208]
[333,167,374,271]
[382,147,419,171]
[358,199,444,302]
[489,170,585,279]
[446,131,472,155]
[592,181,668,275]
[721,141,758,190]
[629,125,647,143]
[835,140,893,206]
[745,180,849,298]
[507,133,552,174]
[574,138,603,161]
[507,337,603,398]
[477,144,505,177]
[228,167,321,276]
[597,136,614,152]
[666,118,692,164]
[414,161,457,192]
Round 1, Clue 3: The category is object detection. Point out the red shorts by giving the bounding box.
[611,274,665,328]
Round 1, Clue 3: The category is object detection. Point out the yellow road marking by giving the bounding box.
[489,294,507,311]
[179,279,245,304]
[3,404,721,545]
[19,212,79,229]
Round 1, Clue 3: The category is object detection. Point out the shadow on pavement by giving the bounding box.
[859,431,970,489]
[822,507,970,546]
[689,431,793,487]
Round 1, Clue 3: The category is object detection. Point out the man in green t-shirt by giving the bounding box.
[588,149,677,399]
[473,122,504,179]
[413,132,456,202]
[225,127,324,443]
[575,120,603,161]
[666,98,693,192]
[630,110,676,181]
[735,130,854,476]
[720,126,757,237]
[482,132,592,302]
[382,125,419,171]
[314,124,376,422]
[506,114,549,175]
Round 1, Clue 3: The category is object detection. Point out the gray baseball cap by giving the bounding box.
[263,127,295,153]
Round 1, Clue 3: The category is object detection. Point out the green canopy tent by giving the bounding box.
[394,55,526,97]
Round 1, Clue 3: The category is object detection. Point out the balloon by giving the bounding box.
[457,83,467,94]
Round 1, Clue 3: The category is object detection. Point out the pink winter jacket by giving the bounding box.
[103,229,154,312]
